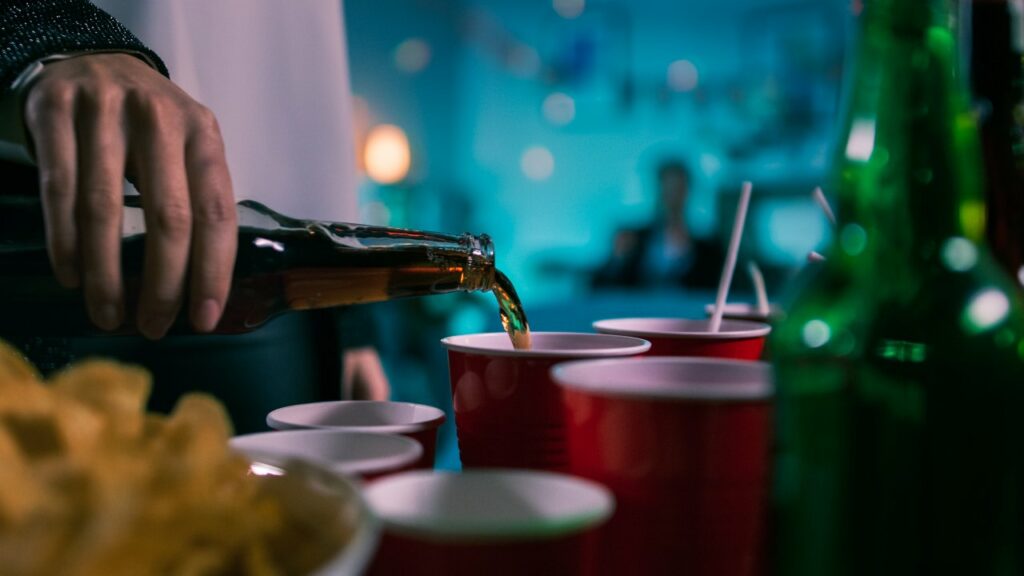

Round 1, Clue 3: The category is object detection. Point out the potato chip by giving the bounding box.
[0,426,44,525]
[50,359,151,439]
[0,340,356,576]
[0,339,41,385]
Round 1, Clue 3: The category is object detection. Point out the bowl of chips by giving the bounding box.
[0,340,379,576]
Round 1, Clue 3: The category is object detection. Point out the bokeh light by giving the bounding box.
[542,92,576,126]
[394,38,432,74]
[553,0,585,19]
[802,319,832,349]
[667,59,699,92]
[963,288,1011,334]
[845,118,876,161]
[840,223,868,256]
[940,237,977,272]
[364,124,412,185]
[360,201,392,226]
[521,146,555,181]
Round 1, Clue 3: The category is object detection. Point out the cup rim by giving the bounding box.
[267,401,446,434]
[363,469,615,542]
[702,303,780,321]
[552,357,773,401]
[230,430,424,477]
[440,331,651,358]
[592,317,771,340]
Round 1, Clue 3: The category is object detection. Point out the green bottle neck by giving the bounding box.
[834,0,985,267]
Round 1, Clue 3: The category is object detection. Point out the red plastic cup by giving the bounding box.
[266,401,445,469]
[593,317,770,359]
[441,332,650,471]
[229,429,423,482]
[552,357,773,576]
[364,470,615,576]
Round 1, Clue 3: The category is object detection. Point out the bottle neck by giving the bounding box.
[232,201,497,314]
[835,0,985,266]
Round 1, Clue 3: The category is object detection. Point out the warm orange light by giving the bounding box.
[364,124,411,184]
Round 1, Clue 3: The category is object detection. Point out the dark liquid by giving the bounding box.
[492,270,531,350]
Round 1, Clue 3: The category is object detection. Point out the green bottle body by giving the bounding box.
[772,2,1024,574]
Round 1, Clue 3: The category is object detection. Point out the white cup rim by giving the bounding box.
[593,317,771,340]
[702,303,780,320]
[267,401,446,434]
[230,430,423,477]
[552,357,773,401]
[441,331,650,358]
[364,469,615,542]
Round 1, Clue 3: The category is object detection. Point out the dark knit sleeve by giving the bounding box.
[0,0,168,90]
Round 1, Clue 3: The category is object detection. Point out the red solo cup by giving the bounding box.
[593,317,770,359]
[364,470,614,576]
[230,429,422,482]
[552,357,773,576]
[266,401,445,469]
[441,332,650,471]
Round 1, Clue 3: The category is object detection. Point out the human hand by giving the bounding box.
[22,53,236,339]
[342,347,390,401]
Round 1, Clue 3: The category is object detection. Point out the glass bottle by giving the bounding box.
[0,195,495,336]
[972,0,1024,287]
[771,0,1024,574]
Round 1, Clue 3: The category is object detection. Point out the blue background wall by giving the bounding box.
[346,0,846,305]
[344,0,848,468]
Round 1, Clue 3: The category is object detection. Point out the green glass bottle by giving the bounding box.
[771,1,1024,574]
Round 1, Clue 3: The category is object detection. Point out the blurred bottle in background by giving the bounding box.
[972,0,1024,288]
[771,0,1024,574]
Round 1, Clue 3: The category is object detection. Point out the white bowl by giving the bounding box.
[243,455,381,576]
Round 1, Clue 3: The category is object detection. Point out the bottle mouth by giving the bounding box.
[463,233,495,292]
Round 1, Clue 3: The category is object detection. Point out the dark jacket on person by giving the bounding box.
[592,225,725,290]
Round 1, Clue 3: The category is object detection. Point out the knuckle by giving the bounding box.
[27,81,75,116]
[127,90,179,127]
[194,192,235,227]
[191,105,221,135]
[79,83,123,114]
[150,201,192,238]
[78,189,122,224]
[39,169,73,201]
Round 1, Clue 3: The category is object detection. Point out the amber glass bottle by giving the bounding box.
[0,195,495,336]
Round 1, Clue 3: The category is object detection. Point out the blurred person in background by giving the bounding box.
[593,159,724,290]
[0,0,389,431]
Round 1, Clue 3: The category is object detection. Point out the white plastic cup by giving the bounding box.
[364,469,615,576]
[230,429,423,481]
[267,401,446,469]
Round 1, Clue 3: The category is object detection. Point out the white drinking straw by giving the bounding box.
[813,186,837,227]
[748,261,769,316]
[710,181,753,333]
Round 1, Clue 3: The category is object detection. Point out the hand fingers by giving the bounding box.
[24,82,80,290]
[185,109,236,332]
[75,89,129,331]
[132,101,192,340]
